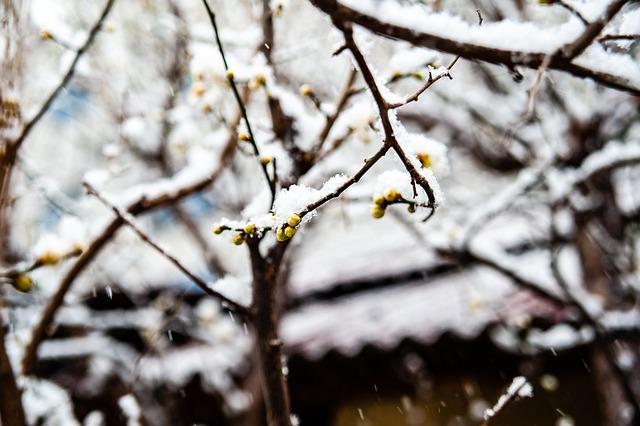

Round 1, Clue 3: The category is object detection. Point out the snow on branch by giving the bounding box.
[309,0,640,96]
[482,376,533,425]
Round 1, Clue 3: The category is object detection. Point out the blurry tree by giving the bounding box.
[1,0,640,425]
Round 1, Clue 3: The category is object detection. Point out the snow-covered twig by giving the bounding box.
[22,113,241,377]
[387,56,458,109]
[482,376,533,425]
[308,0,640,96]
[84,182,253,318]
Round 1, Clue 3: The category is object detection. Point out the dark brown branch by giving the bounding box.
[560,0,627,60]
[388,56,459,109]
[308,0,640,96]
[0,300,27,426]
[247,239,292,426]
[22,109,242,377]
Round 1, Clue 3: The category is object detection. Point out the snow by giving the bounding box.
[342,0,583,53]
[527,324,595,350]
[282,263,564,359]
[272,174,349,227]
[207,275,252,307]
[484,376,533,421]
[22,378,81,426]
[118,395,141,426]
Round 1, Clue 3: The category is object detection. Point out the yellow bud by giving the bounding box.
[239,133,251,142]
[201,104,212,113]
[251,74,267,89]
[226,70,235,81]
[276,227,288,242]
[417,153,431,168]
[373,196,386,206]
[287,213,301,227]
[191,81,205,97]
[383,189,399,203]
[371,204,386,219]
[38,251,62,266]
[407,204,417,214]
[213,226,224,235]
[15,274,33,293]
[299,84,313,97]
[261,156,272,165]
[284,226,297,239]
[244,223,257,235]
[40,31,52,40]
[232,233,246,245]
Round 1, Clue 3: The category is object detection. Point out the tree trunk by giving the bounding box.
[0,311,27,426]
[248,240,292,426]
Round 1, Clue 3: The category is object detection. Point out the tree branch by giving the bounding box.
[308,0,640,96]
[14,0,117,149]
[84,182,253,317]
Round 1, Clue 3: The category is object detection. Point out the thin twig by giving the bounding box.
[339,23,437,205]
[201,0,276,205]
[22,106,243,377]
[560,0,627,60]
[314,67,358,153]
[387,56,459,109]
[299,143,390,217]
[84,182,252,318]
[598,33,640,42]
[557,0,589,25]
[548,205,640,422]
[15,0,116,150]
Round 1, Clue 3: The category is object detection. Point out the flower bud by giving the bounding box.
[232,233,246,245]
[373,196,386,206]
[244,223,257,235]
[14,274,33,293]
[383,188,399,203]
[287,213,301,227]
[299,84,313,97]
[276,227,288,242]
[417,153,431,168]
[371,204,386,219]
[284,226,297,239]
